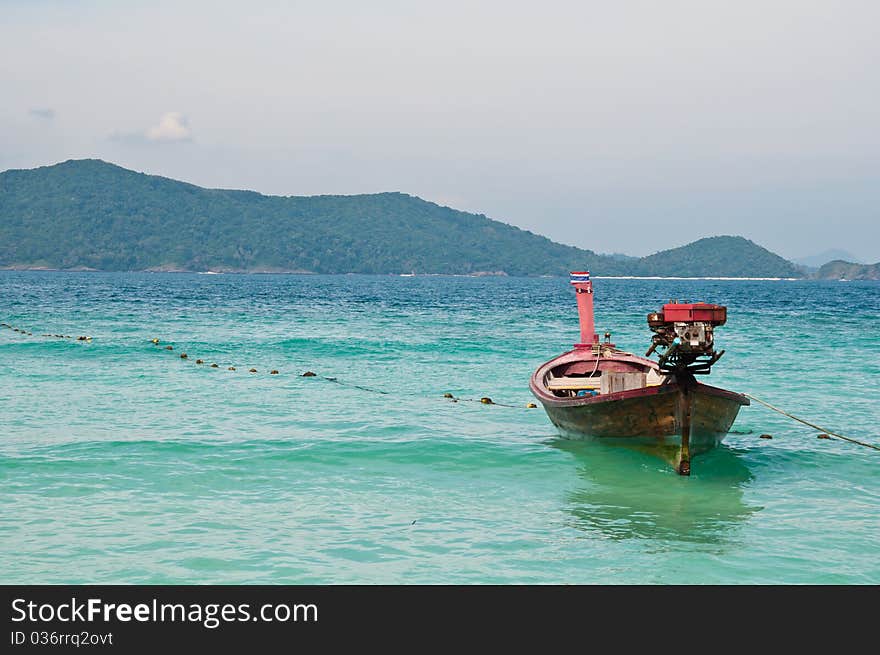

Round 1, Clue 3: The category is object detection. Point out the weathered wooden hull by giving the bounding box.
[531,367,749,472]
[539,382,746,448]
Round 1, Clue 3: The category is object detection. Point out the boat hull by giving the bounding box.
[540,383,745,448]
[532,377,749,473]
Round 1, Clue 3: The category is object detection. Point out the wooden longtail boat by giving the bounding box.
[530,272,749,475]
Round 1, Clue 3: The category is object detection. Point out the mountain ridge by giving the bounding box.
[0,159,804,278]
[794,249,861,269]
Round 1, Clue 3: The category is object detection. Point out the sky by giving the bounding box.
[2,0,878,262]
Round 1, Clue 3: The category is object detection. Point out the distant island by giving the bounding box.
[0,159,866,279]
[815,260,880,281]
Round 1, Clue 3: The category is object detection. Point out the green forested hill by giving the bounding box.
[0,159,803,277]
[0,160,626,275]
[631,236,804,278]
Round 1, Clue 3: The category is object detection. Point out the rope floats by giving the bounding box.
[441,391,536,409]
[1,322,90,342]
[149,340,531,408]
[744,392,880,452]
[150,338,279,377]
[150,340,540,407]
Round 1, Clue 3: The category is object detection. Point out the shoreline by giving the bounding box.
[0,268,856,281]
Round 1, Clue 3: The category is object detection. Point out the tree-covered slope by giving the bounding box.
[632,236,803,278]
[0,159,625,275]
[0,160,804,277]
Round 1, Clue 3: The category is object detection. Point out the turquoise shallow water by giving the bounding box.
[1,272,878,584]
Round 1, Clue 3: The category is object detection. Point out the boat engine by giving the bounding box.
[646,302,727,375]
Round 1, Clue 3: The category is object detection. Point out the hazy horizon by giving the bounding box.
[2,0,878,262]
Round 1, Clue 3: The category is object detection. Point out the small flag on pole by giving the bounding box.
[570,272,591,283]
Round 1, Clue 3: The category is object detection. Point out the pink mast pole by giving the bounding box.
[570,271,598,348]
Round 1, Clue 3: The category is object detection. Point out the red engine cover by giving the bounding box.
[661,303,727,323]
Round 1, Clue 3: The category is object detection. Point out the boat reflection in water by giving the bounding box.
[550,437,760,544]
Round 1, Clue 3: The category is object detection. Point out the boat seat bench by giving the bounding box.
[548,371,665,392]
[547,376,601,391]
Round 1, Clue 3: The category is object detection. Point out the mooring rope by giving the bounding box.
[744,392,879,452]
[320,375,531,408]
[320,376,391,395]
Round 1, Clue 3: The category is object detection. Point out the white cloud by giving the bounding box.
[146,112,191,142]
